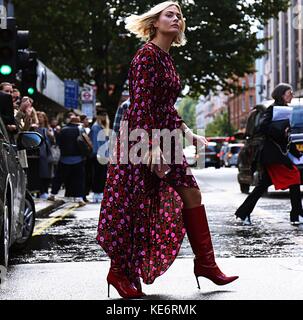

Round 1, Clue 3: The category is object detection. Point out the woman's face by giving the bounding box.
[38,113,45,125]
[283,89,293,104]
[21,97,32,109]
[154,5,182,38]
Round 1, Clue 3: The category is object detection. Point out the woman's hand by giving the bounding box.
[30,123,39,129]
[191,133,208,146]
[185,130,208,146]
[147,146,171,178]
[182,123,208,146]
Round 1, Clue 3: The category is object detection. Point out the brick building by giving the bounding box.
[228,74,256,131]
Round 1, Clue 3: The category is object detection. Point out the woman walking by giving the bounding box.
[235,83,303,225]
[97,1,238,299]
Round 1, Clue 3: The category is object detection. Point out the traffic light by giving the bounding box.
[15,28,38,96]
[0,17,38,96]
[0,17,16,82]
[20,50,37,96]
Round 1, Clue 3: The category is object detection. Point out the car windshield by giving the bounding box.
[230,146,242,154]
[206,145,216,152]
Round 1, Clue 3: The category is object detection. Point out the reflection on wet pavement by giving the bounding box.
[10,215,106,265]
[9,169,303,265]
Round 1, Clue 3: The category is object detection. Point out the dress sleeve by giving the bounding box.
[128,48,157,132]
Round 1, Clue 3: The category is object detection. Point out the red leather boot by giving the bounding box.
[107,262,143,299]
[131,277,146,296]
[182,205,239,288]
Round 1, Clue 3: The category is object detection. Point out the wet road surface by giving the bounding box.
[9,168,303,265]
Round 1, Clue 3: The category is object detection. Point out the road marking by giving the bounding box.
[32,204,80,237]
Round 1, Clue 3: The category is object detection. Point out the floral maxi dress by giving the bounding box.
[96,42,199,284]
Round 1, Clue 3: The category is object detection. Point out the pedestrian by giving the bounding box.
[80,114,91,135]
[96,1,238,299]
[36,111,55,199]
[89,110,110,203]
[49,117,61,139]
[48,115,86,206]
[12,87,21,112]
[235,83,303,225]
[15,96,39,131]
[48,113,75,201]
[0,82,17,135]
[80,114,92,203]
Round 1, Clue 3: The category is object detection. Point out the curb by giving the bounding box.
[34,200,66,218]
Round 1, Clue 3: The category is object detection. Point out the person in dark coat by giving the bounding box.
[235,83,303,225]
[49,115,86,206]
[0,82,17,136]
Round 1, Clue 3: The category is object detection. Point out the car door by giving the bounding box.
[0,119,25,242]
[0,119,9,229]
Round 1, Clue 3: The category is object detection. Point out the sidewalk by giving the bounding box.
[33,189,67,217]
[1,257,303,300]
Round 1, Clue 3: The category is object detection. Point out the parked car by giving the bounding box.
[237,98,303,193]
[201,142,221,169]
[223,143,244,167]
[0,116,42,268]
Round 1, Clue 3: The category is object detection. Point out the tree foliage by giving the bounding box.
[205,111,235,137]
[13,0,289,119]
[177,97,197,130]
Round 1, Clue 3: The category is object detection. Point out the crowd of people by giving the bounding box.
[0,81,110,206]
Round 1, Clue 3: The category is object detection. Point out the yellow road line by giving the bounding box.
[32,204,80,237]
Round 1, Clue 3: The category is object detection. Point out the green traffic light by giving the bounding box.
[0,65,12,75]
[27,87,35,95]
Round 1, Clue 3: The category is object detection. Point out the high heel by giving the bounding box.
[107,264,143,299]
[194,263,239,287]
[183,205,239,288]
[132,277,146,296]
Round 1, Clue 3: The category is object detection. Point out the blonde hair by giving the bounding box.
[97,113,110,136]
[125,1,186,47]
[37,111,49,128]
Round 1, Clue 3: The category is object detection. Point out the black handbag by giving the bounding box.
[77,128,93,157]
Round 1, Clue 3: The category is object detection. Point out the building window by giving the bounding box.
[242,95,246,112]
[242,79,246,89]
[248,74,254,88]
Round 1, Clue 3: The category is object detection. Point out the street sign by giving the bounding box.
[64,80,79,108]
[81,84,95,118]
[81,87,93,102]
[81,90,93,102]
[82,103,94,119]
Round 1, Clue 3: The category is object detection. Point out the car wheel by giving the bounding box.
[0,201,10,268]
[13,192,35,250]
[240,183,250,194]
